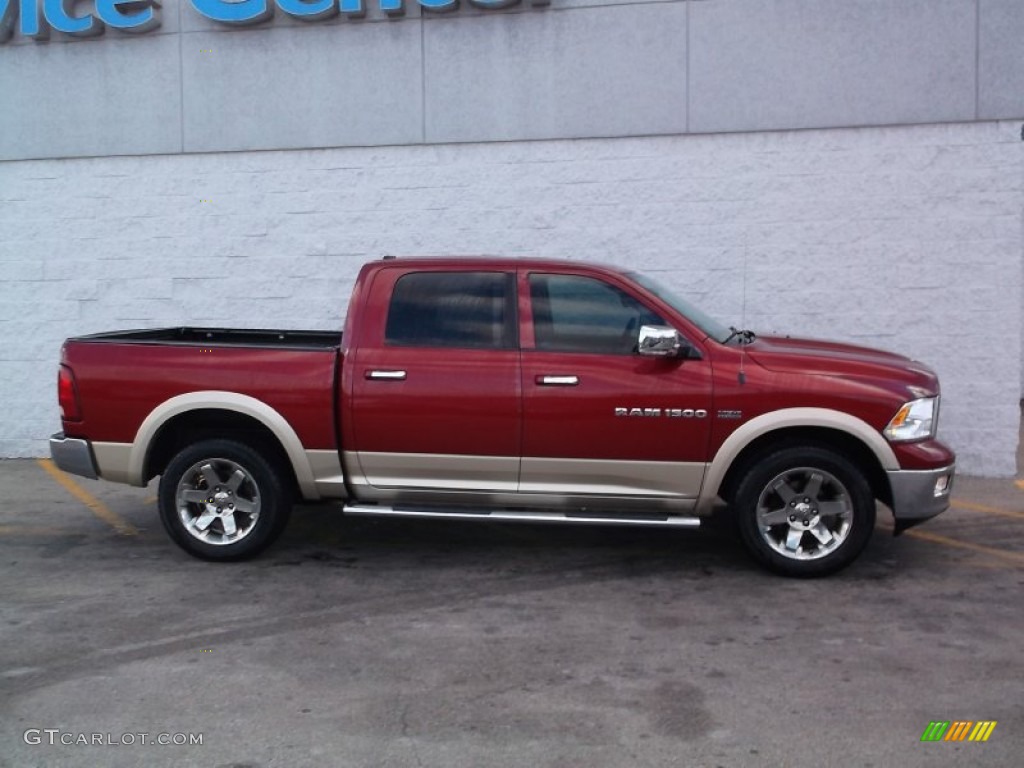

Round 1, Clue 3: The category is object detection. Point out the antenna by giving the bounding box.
[738,231,749,385]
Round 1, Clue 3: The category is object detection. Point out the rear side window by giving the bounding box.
[385,272,514,349]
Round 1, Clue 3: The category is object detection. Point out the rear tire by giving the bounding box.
[732,446,875,577]
[158,439,291,561]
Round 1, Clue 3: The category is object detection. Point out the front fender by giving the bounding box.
[695,407,898,514]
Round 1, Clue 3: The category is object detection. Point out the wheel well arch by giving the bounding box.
[143,409,296,490]
[129,392,320,499]
[716,427,893,510]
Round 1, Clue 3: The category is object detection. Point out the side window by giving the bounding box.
[530,274,665,354]
[385,272,514,349]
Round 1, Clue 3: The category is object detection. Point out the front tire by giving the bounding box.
[158,439,292,561]
[732,446,875,577]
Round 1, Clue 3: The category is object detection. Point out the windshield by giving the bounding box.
[627,271,733,343]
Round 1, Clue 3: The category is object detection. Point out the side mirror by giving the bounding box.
[638,325,695,358]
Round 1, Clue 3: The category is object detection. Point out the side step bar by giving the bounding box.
[343,504,701,528]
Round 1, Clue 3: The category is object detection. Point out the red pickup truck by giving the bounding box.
[50,257,954,576]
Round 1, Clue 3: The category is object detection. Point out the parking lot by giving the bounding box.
[1,456,1021,768]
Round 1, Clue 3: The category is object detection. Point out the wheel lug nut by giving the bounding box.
[802,519,809,526]
[789,515,796,522]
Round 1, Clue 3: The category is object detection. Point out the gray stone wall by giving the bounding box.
[1,121,1020,474]
[2,0,1024,160]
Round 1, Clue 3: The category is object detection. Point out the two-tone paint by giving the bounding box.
[52,257,954,529]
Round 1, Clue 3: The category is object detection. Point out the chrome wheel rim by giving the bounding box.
[175,458,261,546]
[755,466,853,561]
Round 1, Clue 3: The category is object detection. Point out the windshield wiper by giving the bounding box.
[723,326,757,345]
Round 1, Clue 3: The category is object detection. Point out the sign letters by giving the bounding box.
[0,1,161,41]
[0,0,548,43]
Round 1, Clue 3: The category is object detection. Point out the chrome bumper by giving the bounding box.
[886,463,955,534]
[49,432,98,480]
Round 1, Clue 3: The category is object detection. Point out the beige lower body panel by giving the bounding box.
[346,451,706,514]
[519,457,705,498]
[305,449,347,499]
[349,451,519,493]
[92,442,136,485]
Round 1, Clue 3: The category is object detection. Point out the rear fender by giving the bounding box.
[130,391,326,500]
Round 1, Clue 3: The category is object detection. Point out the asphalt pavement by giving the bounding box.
[1,452,1022,768]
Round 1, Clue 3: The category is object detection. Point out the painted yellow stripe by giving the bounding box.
[952,499,1024,521]
[978,721,997,742]
[902,528,1024,566]
[36,459,138,536]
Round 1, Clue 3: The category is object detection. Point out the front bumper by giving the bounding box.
[49,432,98,480]
[886,463,955,534]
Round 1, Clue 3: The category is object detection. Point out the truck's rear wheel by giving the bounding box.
[158,439,291,560]
[732,446,875,577]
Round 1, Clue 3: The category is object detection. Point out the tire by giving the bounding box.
[158,439,292,561]
[732,446,875,577]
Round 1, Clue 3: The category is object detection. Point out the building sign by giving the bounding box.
[0,0,548,43]
[192,0,549,22]
[1,0,160,39]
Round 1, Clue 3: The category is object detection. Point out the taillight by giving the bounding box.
[58,365,81,421]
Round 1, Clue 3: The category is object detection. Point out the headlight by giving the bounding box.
[884,397,938,442]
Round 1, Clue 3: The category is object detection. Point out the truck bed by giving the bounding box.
[60,328,341,450]
[69,327,341,350]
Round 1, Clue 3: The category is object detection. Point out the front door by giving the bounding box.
[519,270,713,503]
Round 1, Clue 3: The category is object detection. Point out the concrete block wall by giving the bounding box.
[1,120,1020,474]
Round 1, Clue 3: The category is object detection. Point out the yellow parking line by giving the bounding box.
[902,528,1024,566]
[951,499,1024,521]
[36,459,139,536]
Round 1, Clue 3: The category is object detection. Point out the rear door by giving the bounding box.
[349,268,520,493]
[519,269,713,502]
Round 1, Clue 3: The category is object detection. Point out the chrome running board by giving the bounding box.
[342,504,701,528]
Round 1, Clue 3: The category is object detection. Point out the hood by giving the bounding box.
[746,335,939,395]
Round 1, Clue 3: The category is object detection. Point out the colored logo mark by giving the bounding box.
[920,721,997,742]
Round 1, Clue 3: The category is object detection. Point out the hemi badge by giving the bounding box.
[717,410,743,419]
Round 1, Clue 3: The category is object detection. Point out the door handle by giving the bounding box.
[366,370,407,381]
[537,375,579,386]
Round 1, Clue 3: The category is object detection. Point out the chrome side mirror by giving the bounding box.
[638,325,684,357]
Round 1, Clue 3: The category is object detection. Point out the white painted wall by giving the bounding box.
[1,121,1020,474]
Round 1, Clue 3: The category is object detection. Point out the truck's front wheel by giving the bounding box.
[732,446,875,577]
[158,439,292,561]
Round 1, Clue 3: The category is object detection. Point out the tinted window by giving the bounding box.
[530,274,664,354]
[386,272,513,349]
[627,270,730,342]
